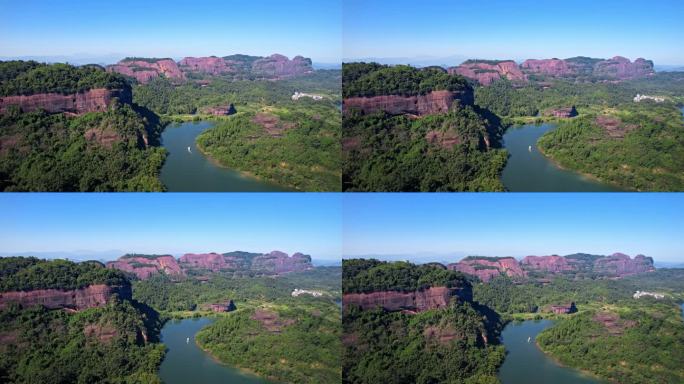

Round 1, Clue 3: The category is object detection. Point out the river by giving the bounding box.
[158,317,273,384]
[497,320,601,384]
[160,121,289,192]
[501,124,621,192]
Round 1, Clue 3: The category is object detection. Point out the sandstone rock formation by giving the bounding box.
[179,56,236,75]
[203,104,236,116]
[593,56,654,80]
[106,255,183,280]
[179,252,233,272]
[543,106,578,118]
[0,284,131,311]
[251,251,313,274]
[594,253,655,276]
[447,257,527,282]
[0,88,132,115]
[107,58,184,84]
[343,89,473,116]
[251,54,313,78]
[521,253,654,277]
[520,56,654,80]
[521,255,573,273]
[448,60,527,86]
[342,285,472,312]
[521,59,575,77]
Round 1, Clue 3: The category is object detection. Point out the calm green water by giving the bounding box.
[158,317,273,384]
[498,320,601,384]
[501,124,621,192]
[160,121,289,192]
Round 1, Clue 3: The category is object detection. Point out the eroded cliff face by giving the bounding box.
[521,255,573,273]
[521,59,576,77]
[342,285,472,313]
[520,56,654,80]
[179,252,234,272]
[593,56,654,79]
[251,54,313,78]
[107,59,184,84]
[343,89,473,116]
[448,61,527,86]
[179,56,236,75]
[0,284,131,311]
[447,257,527,282]
[106,255,183,280]
[0,88,132,115]
[593,253,655,276]
[251,250,313,274]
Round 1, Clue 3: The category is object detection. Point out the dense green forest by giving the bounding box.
[343,259,504,384]
[537,103,684,191]
[537,299,684,383]
[0,257,128,292]
[0,103,167,191]
[343,107,507,191]
[0,61,128,96]
[133,71,341,191]
[343,63,469,98]
[0,257,165,383]
[196,301,341,384]
[342,259,468,293]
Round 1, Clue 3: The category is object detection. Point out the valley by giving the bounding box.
[342,57,684,191]
[0,54,341,192]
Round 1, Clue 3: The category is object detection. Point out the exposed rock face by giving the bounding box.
[593,56,654,80]
[342,285,472,312]
[448,61,527,86]
[521,59,576,77]
[594,253,655,276]
[447,257,527,282]
[251,251,313,274]
[106,255,183,280]
[343,89,473,116]
[0,284,131,311]
[0,88,131,115]
[251,309,295,333]
[543,106,578,118]
[179,253,232,272]
[204,104,236,116]
[251,54,313,78]
[179,56,235,75]
[521,255,573,273]
[548,302,577,314]
[107,59,184,84]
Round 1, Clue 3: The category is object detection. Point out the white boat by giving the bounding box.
[527,336,531,343]
[187,146,192,154]
[528,145,532,152]
[186,337,190,344]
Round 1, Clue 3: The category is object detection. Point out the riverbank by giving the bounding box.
[536,340,607,383]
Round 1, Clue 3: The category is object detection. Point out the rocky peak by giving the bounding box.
[448,60,527,86]
[106,58,185,84]
[106,254,183,280]
[251,54,313,78]
[447,257,527,282]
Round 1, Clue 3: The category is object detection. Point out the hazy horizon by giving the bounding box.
[1,194,343,261]
[343,193,684,263]
[0,0,342,63]
[344,0,684,65]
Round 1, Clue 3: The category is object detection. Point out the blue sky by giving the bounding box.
[1,193,342,261]
[344,0,684,65]
[343,193,684,263]
[0,0,341,64]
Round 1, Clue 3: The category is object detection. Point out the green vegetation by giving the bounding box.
[343,259,504,384]
[0,61,128,96]
[0,257,165,383]
[0,257,128,292]
[343,63,468,98]
[343,107,507,191]
[133,71,341,191]
[537,299,684,383]
[342,259,468,293]
[0,103,167,191]
[196,300,340,384]
[537,103,684,191]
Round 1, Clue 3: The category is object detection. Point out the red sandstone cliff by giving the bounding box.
[448,61,527,86]
[343,89,473,116]
[521,255,573,273]
[106,255,183,280]
[107,59,184,84]
[179,252,234,271]
[342,286,471,312]
[251,250,313,274]
[0,88,132,115]
[251,54,313,78]
[593,253,655,276]
[447,257,527,282]
[521,59,576,77]
[0,284,131,311]
[593,56,654,80]
[179,56,236,75]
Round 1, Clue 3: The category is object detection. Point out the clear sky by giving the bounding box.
[0,0,342,63]
[1,193,342,261]
[344,0,684,65]
[343,193,684,263]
